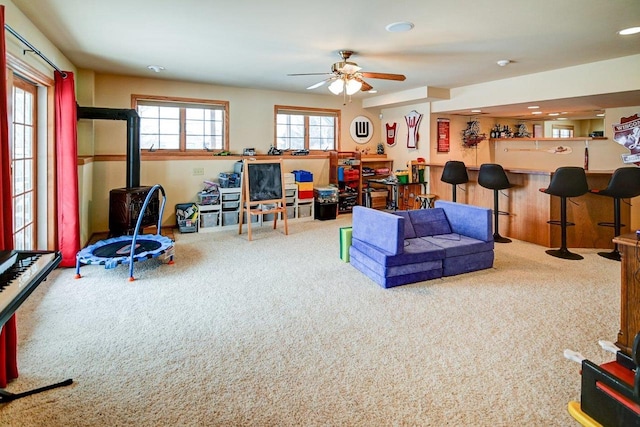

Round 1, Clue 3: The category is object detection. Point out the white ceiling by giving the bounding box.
[11,0,640,118]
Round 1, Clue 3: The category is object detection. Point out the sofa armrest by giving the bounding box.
[352,206,404,255]
[434,200,492,242]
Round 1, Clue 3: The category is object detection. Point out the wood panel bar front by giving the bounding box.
[612,233,640,355]
[427,164,626,248]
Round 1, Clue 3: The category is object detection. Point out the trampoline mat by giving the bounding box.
[93,240,162,258]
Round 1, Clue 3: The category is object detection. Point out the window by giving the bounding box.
[11,77,37,250]
[275,106,340,151]
[132,95,229,153]
[552,125,574,138]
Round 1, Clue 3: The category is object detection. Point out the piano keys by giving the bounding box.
[0,250,61,329]
[0,250,72,403]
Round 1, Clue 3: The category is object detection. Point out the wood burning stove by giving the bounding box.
[77,106,159,236]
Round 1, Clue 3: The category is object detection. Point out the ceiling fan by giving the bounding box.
[287,50,406,96]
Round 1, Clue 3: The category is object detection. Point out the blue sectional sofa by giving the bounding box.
[349,201,494,288]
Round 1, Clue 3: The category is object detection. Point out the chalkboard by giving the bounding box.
[246,161,283,202]
[239,159,289,241]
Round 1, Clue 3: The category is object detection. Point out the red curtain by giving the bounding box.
[0,5,19,388]
[55,71,79,267]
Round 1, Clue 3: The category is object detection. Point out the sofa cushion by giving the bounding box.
[350,248,443,288]
[442,250,494,277]
[408,208,452,237]
[351,237,445,267]
[421,234,494,257]
[352,206,404,255]
[392,211,417,239]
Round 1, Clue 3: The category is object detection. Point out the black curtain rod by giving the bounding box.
[4,24,67,78]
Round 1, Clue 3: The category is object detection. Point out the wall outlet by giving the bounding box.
[192,167,204,176]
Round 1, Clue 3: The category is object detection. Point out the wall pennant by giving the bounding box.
[612,114,640,165]
[385,122,397,147]
[405,110,422,149]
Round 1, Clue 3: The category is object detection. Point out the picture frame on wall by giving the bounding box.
[437,118,450,153]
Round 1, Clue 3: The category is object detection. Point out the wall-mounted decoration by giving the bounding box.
[612,113,640,164]
[405,110,422,149]
[461,119,486,148]
[385,122,397,146]
[350,115,373,144]
[437,118,450,153]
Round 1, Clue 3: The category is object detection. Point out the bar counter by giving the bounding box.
[427,164,626,248]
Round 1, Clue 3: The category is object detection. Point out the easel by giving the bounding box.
[238,159,289,241]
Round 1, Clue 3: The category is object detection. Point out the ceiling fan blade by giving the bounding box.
[306,78,332,90]
[354,77,373,92]
[287,72,333,76]
[360,72,406,81]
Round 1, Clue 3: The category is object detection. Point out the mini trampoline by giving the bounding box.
[75,184,174,281]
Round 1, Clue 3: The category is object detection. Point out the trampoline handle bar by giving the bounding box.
[129,184,168,278]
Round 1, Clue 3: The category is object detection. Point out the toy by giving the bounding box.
[565,333,640,426]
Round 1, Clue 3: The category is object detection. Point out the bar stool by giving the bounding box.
[478,163,513,243]
[539,167,589,260]
[440,161,468,202]
[589,167,640,261]
[416,194,437,209]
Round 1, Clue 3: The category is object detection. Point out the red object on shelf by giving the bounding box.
[298,190,314,200]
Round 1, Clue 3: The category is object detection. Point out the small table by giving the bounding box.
[366,179,427,210]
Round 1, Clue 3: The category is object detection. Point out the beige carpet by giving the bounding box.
[0,216,620,426]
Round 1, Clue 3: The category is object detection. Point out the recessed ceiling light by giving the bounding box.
[528,106,539,109]
[618,27,640,35]
[496,59,510,67]
[147,65,165,73]
[532,111,542,115]
[385,21,414,32]
[548,113,560,116]
[368,90,377,94]
[471,109,482,113]
[597,113,605,117]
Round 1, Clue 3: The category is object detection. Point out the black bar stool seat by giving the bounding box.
[478,163,513,243]
[539,167,589,260]
[440,161,468,203]
[590,167,640,261]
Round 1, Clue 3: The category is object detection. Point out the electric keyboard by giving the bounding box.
[0,250,61,327]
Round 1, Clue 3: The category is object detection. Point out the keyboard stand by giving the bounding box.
[0,378,73,402]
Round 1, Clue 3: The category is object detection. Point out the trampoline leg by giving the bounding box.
[74,259,82,279]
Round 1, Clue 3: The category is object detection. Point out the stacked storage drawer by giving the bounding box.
[293,170,314,219]
[221,189,240,226]
[285,184,297,219]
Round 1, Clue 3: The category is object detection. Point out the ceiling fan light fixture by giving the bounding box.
[385,21,414,33]
[345,79,362,95]
[328,79,344,95]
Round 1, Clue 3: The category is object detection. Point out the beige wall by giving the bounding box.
[84,73,382,234]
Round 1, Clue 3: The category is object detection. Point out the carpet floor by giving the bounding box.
[0,216,620,426]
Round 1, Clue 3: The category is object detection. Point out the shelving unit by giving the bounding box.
[330,151,362,214]
[361,156,393,209]
[196,184,310,233]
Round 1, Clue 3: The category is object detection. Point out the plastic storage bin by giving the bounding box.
[197,191,220,205]
[200,212,219,228]
[176,203,199,233]
[315,201,337,221]
[219,172,241,188]
[314,187,339,204]
[293,170,313,182]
